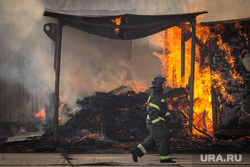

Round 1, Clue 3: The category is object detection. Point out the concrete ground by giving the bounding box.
[0,153,250,167]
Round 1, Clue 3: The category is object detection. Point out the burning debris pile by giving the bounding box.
[57,86,202,152]
[60,88,148,142]
[60,87,192,138]
[1,85,250,153]
[0,87,191,153]
[59,85,228,152]
[207,21,250,136]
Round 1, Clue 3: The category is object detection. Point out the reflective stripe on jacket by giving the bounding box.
[146,89,170,124]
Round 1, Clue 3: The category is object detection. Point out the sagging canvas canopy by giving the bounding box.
[43,8,207,40]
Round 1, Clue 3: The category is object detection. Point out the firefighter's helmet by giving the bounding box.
[150,74,166,88]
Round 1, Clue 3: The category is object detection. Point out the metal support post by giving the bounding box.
[53,20,63,141]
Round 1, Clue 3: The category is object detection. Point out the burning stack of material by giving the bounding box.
[2,85,250,153]
[58,86,215,152]
[60,88,149,141]
[204,19,250,137]
[53,85,197,150]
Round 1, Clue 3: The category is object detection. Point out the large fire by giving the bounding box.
[209,23,245,105]
[36,10,246,141]
[149,19,245,138]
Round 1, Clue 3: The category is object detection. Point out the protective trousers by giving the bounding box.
[136,120,170,160]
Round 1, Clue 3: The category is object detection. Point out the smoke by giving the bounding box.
[203,0,250,22]
[0,0,55,107]
[59,27,131,111]
[44,0,250,21]
[58,27,163,118]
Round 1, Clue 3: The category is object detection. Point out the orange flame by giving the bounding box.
[120,71,147,93]
[210,23,244,103]
[216,34,235,68]
[131,81,147,93]
[80,133,103,142]
[111,16,122,33]
[150,24,213,137]
[58,94,68,126]
[150,19,246,138]
[33,108,46,120]
[138,102,147,108]
[111,16,122,25]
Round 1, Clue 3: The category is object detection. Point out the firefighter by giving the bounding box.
[130,74,175,163]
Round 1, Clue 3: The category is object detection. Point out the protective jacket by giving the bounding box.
[146,88,170,125]
[134,88,172,161]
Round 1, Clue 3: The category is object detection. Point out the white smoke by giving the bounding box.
[0,0,55,108]
[203,0,250,22]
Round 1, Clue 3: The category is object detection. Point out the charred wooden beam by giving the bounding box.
[180,24,205,47]
[43,21,63,141]
[181,27,185,79]
[108,86,127,95]
[193,124,213,140]
[189,19,196,135]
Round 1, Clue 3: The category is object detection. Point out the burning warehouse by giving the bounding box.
[0,1,250,164]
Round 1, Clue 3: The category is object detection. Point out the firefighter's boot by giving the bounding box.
[130,147,144,162]
[160,159,176,163]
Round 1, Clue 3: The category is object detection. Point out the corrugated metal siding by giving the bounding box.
[0,75,38,123]
[0,27,38,123]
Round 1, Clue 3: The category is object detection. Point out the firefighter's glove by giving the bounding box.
[164,114,173,122]
[163,114,173,127]
[155,121,164,130]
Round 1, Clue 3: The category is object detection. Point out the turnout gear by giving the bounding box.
[130,147,143,162]
[160,159,176,163]
[130,148,138,162]
[131,75,174,163]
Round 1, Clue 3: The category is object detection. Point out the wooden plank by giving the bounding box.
[188,19,196,134]
[181,28,185,79]
[164,29,170,85]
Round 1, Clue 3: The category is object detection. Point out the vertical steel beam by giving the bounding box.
[181,28,185,79]
[54,20,63,141]
[189,19,196,135]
